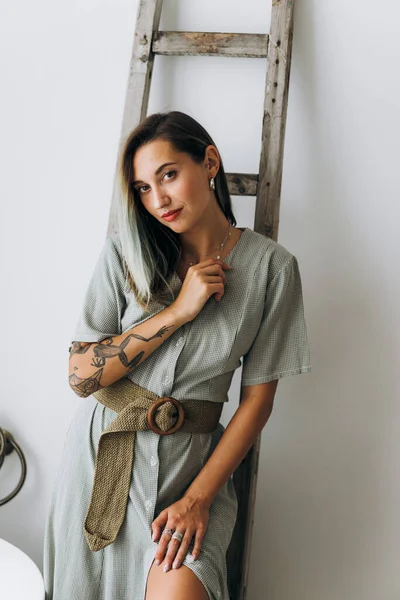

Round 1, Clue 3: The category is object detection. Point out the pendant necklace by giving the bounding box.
[186,222,232,266]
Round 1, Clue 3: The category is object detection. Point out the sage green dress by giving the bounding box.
[43,227,311,600]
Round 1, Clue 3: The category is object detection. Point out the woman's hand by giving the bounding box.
[151,495,210,572]
[171,258,232,323]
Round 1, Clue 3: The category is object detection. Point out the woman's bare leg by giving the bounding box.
[145,557,209,600]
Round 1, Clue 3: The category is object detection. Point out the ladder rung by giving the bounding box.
[152,32,269,58]
[226,173,258,196]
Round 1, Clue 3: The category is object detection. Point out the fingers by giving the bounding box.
[151,509,168,543]
[171,531,193,570]
[159,530,194,572]
[154,528,175,566]
[163,531,191,572]
[204,272,227,284]
[202,263,228,282]
[151,499,209,571]
[192,527,205,561]
[153,527,205,571]
[222,262,233,270]
[188,259,231,305]
[193,259,231,281]
[209,282,225,302]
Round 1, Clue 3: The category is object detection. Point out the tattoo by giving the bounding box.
[69,368,104,397]
[69,341,91,356]
[69,325,174,396]
[89,325,174,369]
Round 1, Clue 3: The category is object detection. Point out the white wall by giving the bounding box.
[1,1,399,598]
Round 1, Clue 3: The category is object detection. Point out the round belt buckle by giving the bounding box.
[146,397,185,436]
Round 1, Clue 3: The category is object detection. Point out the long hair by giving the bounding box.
[117,110,237,310]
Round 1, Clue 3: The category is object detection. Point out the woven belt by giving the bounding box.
[83,377,223,552]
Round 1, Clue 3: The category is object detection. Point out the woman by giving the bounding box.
[43,111,311,600]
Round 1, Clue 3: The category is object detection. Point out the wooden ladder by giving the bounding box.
[105,1,296,598]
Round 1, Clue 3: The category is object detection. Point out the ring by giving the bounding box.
[163,528,174,537]
[171,531,184,543]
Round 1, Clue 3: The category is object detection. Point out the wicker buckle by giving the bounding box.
[146,397,185,436]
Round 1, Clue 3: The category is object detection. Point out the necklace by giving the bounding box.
[185,222,232,266]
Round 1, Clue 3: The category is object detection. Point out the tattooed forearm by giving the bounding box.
[69,341,91,357]
[126,325,174,342]
[89,325,175,369]
[91,350,145,370]
[68,315,178,397]
[69,368,104,398]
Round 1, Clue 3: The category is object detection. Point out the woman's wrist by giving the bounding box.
[164,303,188,328]
[183,485,214,510]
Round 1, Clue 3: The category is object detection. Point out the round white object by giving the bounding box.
[0,538,45,599]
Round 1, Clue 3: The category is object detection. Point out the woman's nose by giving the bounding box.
[151,186,170,209]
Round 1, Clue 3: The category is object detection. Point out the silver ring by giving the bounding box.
[163,528,174,537]
[171,531,184,543]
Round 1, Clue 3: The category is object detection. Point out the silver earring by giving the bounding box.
[209,177,215,190]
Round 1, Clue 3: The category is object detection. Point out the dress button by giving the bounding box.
[145,500,153,511]
[175,337,183,347]
[164,377,170,384]
[150,455,158,467]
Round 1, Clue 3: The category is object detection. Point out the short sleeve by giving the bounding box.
[71,235,126,343]
[241,255,311,386]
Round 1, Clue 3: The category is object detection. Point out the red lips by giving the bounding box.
[162,209,181,218]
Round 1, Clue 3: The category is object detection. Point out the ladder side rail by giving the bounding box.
[227,1,296,598]
[255,0,296,240]
[108,0,163,236]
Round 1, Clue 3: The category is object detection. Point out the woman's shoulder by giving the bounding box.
[242,227,295,278]
[100,232,124,265]
[95,232,126,280]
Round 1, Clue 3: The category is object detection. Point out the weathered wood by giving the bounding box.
[226,433,261,599]
[107,0,163,236]
[255,0,295,240]
[227,2,296,599]
[226,173,259,196]
[153,31,269,58]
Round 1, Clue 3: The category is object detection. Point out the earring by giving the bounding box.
[209,177,215,190]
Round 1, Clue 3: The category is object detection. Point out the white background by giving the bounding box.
[1,1,399,599]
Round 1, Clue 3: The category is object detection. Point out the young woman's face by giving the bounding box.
[132,139,218,231]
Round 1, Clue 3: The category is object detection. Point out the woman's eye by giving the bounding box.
[136,171,176,194]
[163,170,177,181]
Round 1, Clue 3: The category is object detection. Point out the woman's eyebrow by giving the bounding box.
[132,162,178,185]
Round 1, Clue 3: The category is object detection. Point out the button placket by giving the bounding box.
[135,433,160,526]
[162,333,186,391]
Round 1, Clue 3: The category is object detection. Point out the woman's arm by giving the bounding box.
[68,305,186,398]
[183,379,278,507]
[151,380,278,570]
